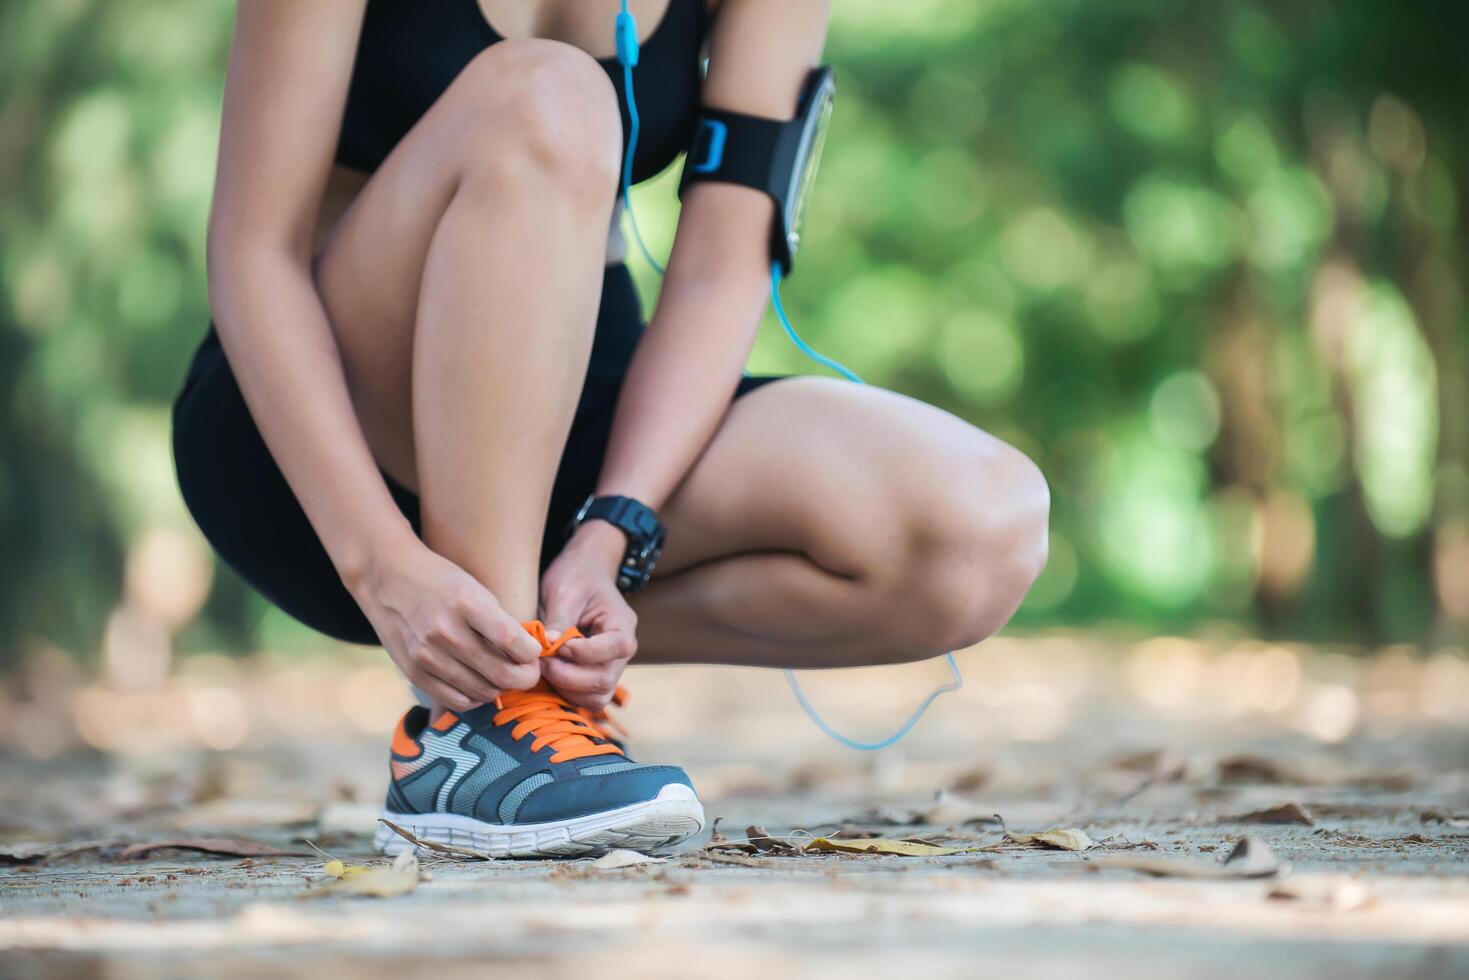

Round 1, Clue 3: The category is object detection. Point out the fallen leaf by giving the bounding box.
[1003,828,1094,851]
[698,817,752,854]
[378,819,493,860]
[322,848,419,898]
[119,838,310,860]
[0,840,113,865]
[1113,750,1187,781]
[1216,755,1295,784]
[696,851,784,868]
[805,837,979,857]
[1088,836,1281,879]
[1344,771,1415,792]
[1220,836,1283,876]
[745,825,801,855]
[1224,802,1314,826]
[324,859,370,878]
[1421,809,1469,829]
[1331,833,1431,848]
[592,849,667,870]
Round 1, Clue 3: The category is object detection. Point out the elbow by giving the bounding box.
[204,220,310,328]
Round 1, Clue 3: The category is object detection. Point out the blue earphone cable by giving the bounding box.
[617,1,963,750]
[769,266,965,749]
[617,6,666,276]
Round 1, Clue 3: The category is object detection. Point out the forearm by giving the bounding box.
[208,245,416,584]
[593,189,771,500]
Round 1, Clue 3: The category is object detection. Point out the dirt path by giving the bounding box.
[2,638,1467,977]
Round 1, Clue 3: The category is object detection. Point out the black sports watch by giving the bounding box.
[566,494,666,593]
[679,65,836,276]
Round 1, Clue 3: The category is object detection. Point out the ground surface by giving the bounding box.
[1,634,1467,978]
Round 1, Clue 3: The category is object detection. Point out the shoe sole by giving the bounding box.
[374,782,705,859]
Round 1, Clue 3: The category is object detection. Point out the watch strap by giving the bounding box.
[567,494,665,593]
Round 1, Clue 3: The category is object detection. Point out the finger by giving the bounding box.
[540,657,616,708]
[447,638,542,693]
[411,662,479,714]
[541,587,585,639]
[561,629,637,666]
[419,643,500,706]
[462,597,543,665]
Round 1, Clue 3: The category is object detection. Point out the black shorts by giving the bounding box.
[172,263,782,645]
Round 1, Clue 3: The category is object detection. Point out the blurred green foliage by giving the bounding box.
[1,0,1467,666]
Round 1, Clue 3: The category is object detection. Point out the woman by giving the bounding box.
[172,0,1050,858]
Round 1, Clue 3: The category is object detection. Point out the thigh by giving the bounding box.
[654,377,1019,577]
[310,42,577,488]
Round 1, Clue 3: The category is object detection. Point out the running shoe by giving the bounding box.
[374,622,704,858]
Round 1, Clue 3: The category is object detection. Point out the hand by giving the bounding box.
[539,521,639,710]
[346,539,543,712]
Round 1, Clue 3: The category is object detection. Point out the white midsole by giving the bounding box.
[375,782,704,856]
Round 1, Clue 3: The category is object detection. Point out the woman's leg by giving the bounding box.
[311,41,621,620]
[632,378,1050,668]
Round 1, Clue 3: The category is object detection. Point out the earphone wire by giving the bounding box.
[617,0,964,750]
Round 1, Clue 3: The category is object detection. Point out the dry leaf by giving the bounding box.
[1003,828,1094,851]
[698,851,783,868]
[1113,750,1187,781]
[1221,835,1283,876]
[324,859,370,878]
[1225,802,1315,826]
[0,840,113,865]
[119,838,310,860]
[805,837,978,857]
[323,848,419,898]
[1421,809,1469,829]
[702,817,756,854]
[1088,836,1280,879]
[378,819,493,860]
[592,849,667,870]
[745,826,801,855]
[1216,755,1295,784]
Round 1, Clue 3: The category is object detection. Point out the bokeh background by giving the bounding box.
[1,0,1467,728]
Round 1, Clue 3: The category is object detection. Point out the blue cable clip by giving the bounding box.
[615,8,639,67]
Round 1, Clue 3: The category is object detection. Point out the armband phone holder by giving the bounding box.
[678,66,836,277]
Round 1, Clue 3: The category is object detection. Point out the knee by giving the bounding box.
[887,445,1051,657]
[453,40,622,206]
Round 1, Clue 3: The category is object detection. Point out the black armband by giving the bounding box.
[679,66,836,277]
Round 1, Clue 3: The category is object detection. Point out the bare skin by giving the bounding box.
[209,0,1050,714]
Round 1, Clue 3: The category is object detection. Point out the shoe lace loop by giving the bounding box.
[489,621,626,764]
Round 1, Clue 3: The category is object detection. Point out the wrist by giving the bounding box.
[566,519,628,577]
[337,519,419,596]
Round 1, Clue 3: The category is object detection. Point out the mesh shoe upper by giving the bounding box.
[386,696,693,826]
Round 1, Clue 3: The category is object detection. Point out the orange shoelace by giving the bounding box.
[479,620,627,764]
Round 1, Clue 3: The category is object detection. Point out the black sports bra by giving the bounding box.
[337,0,706,184]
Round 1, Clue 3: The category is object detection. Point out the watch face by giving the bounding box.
[785,68,836,265]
